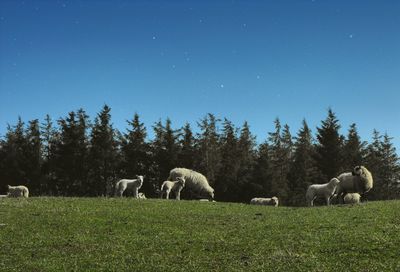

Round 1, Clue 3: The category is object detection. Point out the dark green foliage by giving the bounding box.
[0,107,399,201]
[87,105,118,196]
[315,108,344,181]
[267,119,292,204]
[287,120,319,206]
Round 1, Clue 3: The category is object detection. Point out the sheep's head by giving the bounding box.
[330,178,340,185]
[176,177,186,187]
[271,196,279,206]
[136,175,144,185]
[208,189,215,200]
[352,166,362,176]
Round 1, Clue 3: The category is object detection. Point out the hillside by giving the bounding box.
[0,198,399,271]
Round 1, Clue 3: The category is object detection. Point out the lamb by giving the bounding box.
[114,175,144,198]
[7,185,29,198]
[160,177,185,200]
[306,178,340,206]
[250,196,279,207]
[138,192,146,199]
[343,193,361,204]
[168,168,214,200]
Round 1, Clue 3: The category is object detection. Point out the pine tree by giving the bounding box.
[287,120,319,206]
[151,118,179,194]
[178,122,196,169]
[54,109,90,195]
[40,114,59,195]
[364,130,382,200]
[315,108,344,181]
[216,118,240,201]
[237,121,257,202]
[121,113,152,195]
[267,118,291,203]
[377,133,400,199]
[342,123,366,169]
[252,142,271,197]
[0,117,28,190]
[24,119,42,194]
[196,114,221,188]
[88,105,118,196]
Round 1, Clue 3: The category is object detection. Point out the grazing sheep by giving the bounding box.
[306,178,340,207]
[336,166,373,203]
[250,197,279,207]
[160,177,185,200]
[343,193,361,204]
[115,175,144,198]
[168,168,214,200]
[7,185,29,198]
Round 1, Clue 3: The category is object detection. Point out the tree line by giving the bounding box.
[0,105,399,205]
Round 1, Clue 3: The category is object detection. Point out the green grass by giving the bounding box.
[0,198,399,272]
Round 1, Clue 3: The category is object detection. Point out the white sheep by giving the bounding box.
[336,166,373,203]
[250,196,279,207]
[114,175,144,198]
[160,177,185,200]
[7,185,29,198]
[343,193,361,204]
[168,168,214,200]
[306,178,340,207]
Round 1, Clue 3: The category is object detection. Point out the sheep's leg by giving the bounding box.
[176,190,181,200]
[133,188,139,199]
[166,190,170,199]
[326,197,330,206]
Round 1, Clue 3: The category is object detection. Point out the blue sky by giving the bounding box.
[0,1,399,150]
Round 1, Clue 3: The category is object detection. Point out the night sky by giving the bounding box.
[0,1,399,150]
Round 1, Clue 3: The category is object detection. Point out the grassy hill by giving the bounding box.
[0,198,399,271]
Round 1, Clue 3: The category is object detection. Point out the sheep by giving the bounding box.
[168,168,214,200]
[250,196,279,207]
[160,177,185,200]
[114,175,144,198]
[7,185,29,198]
[343,193,361,204]
[306,178,340,207]
[336,166,373,203]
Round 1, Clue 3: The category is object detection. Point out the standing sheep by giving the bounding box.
[7,185,29,198]
[160,177,185,200]
[306,178,340,207]
[336,166,373,203]
[250,197,279,207]
[114,175,144,198]
[168,168,214,200]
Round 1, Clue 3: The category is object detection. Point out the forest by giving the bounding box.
[0,105,399,206]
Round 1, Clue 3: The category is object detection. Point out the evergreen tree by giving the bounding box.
[376,133,400,199]
[252,142,271,197]
[88,105,118,196]
[364,130,382,200]
[343,123,366,169]
[216,119,240,201]
[315,108,344,181]
[177,122,196,169]
[0,118,28,191]
[237,121,257,202]
[53,109,90,195]
[196,114,221,189]
[24,119,42,195]
[151,118,179,194]
[268,118,291,203]
[40,114,59,195]
[121,113,152,195]
[287,120,319,206]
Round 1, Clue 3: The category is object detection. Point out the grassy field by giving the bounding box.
[0,198,399,272]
